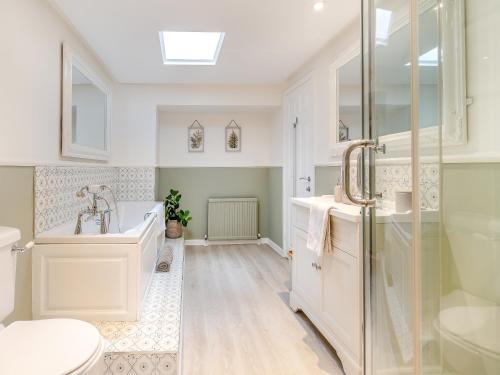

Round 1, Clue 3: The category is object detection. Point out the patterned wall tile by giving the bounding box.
[346,162,439,210]
[35,166,156,234]
[118,167,156,201]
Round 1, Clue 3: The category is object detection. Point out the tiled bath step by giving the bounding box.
[93,238,184,375]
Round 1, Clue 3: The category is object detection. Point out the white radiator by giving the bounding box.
[207,198,259,240]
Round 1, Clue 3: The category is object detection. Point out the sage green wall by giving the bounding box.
[315,166,341,196]
[0,166,34,324]
[268,167,283,247]
[157,167,283,247]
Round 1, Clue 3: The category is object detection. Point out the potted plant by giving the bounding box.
[164,189,192,238]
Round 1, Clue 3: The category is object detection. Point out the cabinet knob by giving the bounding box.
[311,262,321,270]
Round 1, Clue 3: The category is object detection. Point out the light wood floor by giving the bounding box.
[183,244,344,375]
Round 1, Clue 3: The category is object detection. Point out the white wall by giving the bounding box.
[111,84,283,166]
[285,20,361,166]
[0,0,112,166]
[158,110,282,167]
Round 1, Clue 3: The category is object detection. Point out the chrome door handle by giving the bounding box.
[342,139,383,207]
[299,176,311,182]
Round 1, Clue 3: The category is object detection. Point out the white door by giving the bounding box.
[287,79,314,198]
[283,78,314,253]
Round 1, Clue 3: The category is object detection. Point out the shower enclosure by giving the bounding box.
[355,0,500,373]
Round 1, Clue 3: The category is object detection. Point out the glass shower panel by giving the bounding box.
[364,0,499,373]
[367,0,415,373]
[417,1,442,373]
[421,1,500,374]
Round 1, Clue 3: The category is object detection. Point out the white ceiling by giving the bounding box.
[51,0,359,84]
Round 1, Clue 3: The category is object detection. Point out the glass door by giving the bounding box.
[361,0,417,373]
[360,0,500,374]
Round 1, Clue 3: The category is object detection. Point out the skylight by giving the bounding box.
[405,47,439,67]
[375,8,392,46]
[159,31,225,65]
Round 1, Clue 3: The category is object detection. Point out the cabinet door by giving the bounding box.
[321,247,360,358]
[292,227,321,309]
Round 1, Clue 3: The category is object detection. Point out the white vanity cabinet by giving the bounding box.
[290,198,362,375]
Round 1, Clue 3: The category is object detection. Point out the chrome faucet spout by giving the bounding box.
[74,184,118,235]
[74,212,83,235]
[100,211,108,234]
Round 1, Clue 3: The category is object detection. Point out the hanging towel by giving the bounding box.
[156,245,173,272]
[306,196,335,261]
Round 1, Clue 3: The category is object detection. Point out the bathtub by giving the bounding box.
[33,201,165,321]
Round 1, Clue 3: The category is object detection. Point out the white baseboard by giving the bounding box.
[260,238,287,257]
[184,237,286,257]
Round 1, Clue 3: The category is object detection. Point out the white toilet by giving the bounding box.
[434,290,500,375]
[437,213,500,374]
[0,226,105,375]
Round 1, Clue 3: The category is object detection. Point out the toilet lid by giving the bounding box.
[439,306,500,357]
[0,318,101,375]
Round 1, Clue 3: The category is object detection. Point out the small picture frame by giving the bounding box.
[188,120,204,152]
[225,120,241,152]
[338,119,350,142]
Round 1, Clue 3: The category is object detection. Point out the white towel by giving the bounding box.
[156,245,173,272]
[306,196,335,261]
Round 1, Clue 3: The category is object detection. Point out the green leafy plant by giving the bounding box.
[164,189,192,227]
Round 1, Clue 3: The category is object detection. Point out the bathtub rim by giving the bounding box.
[35,202,164,245]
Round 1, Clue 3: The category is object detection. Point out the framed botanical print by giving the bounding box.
[225,120,241,152]
[188,120,204,152]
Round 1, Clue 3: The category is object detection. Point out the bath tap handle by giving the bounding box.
[144,212,156,220]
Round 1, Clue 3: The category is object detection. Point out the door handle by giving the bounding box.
[342,139,384,207]
[299,176,311,183]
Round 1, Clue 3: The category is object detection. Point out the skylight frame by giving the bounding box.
[159,31,225,66]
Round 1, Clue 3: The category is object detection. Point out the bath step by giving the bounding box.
[92,238,184,375]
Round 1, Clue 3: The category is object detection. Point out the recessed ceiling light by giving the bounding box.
[159,31,225,65]
[313,1,325,11]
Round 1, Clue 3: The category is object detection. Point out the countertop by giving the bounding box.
[291,196,439,225]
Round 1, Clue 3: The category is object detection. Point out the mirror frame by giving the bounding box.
[329,0,468,157]
[61,43,111,161]
[329,44,361,157]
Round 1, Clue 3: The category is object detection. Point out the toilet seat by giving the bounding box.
[436,305,500,360]
[0,318,104,375]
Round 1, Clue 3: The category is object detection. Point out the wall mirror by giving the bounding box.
[62,43,111,160]
[330,47,362,154]
[330,0,467,155]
